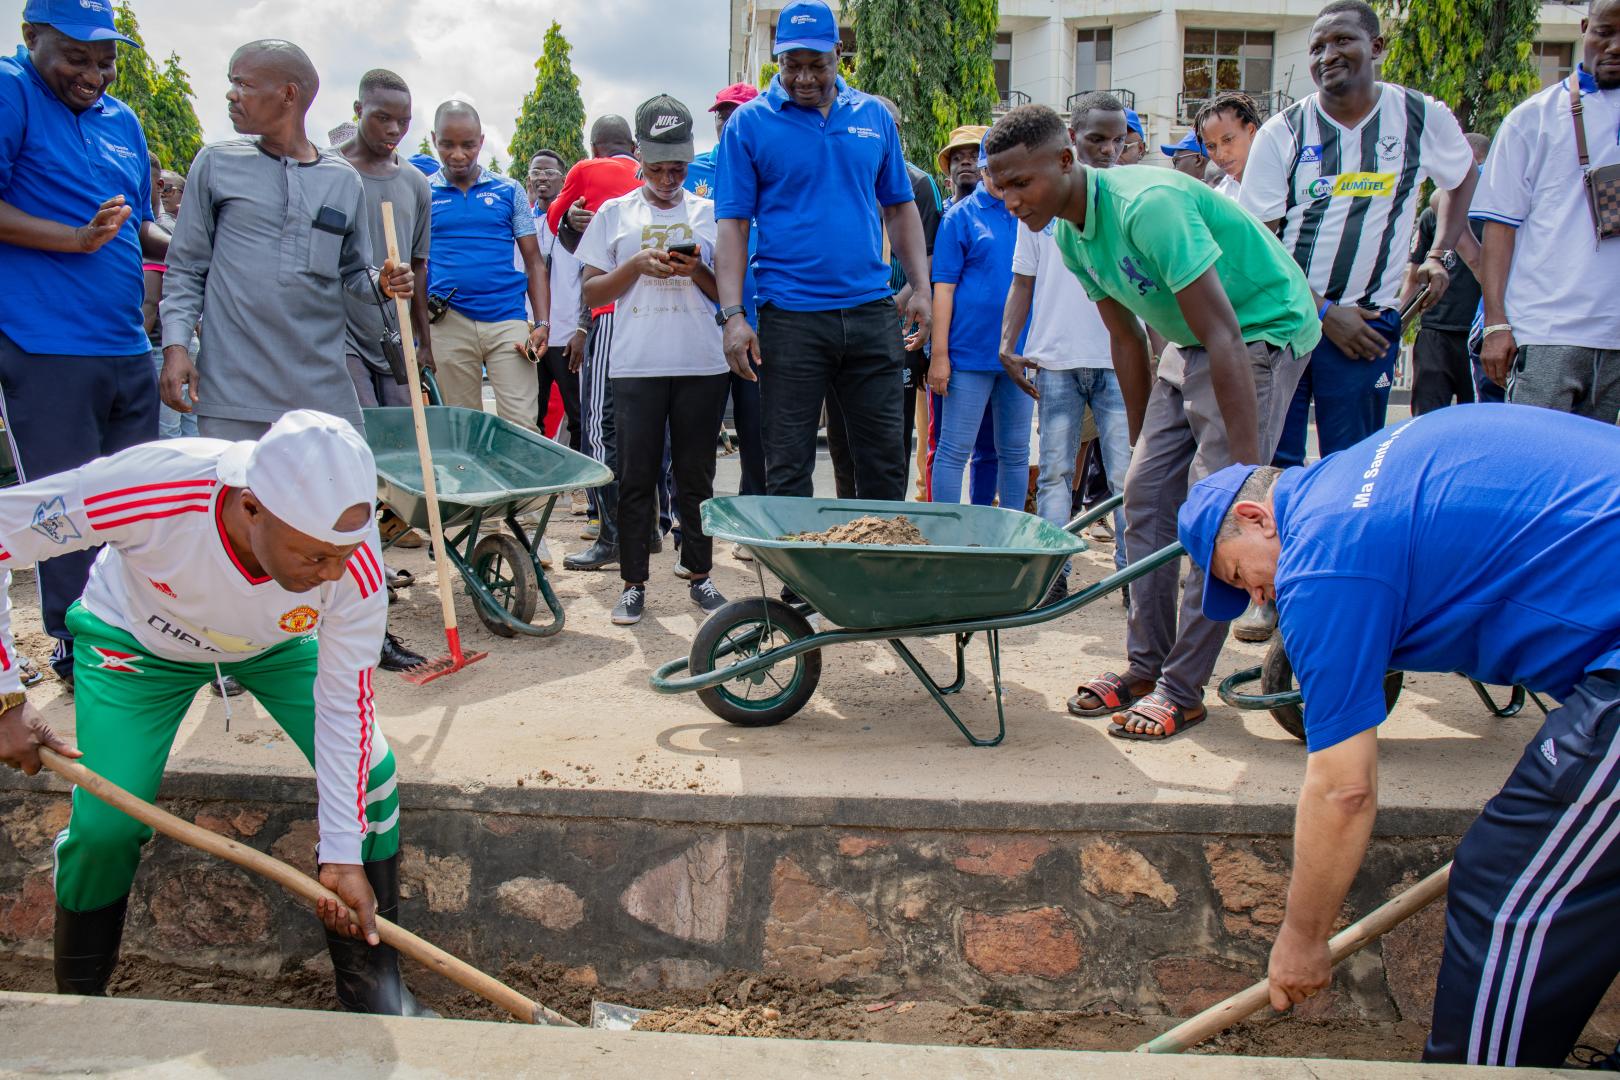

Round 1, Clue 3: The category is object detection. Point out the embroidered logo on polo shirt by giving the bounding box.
[279,605,319,634]
[1119,255,1156,296]
[847,125,880,139]
[1541,738,1558,766]
[30,498,79,546]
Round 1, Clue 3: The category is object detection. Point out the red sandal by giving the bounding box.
[1068,672,1138,717]
[1106,691,1207,741]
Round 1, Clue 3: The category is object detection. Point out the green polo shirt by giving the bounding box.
[1053,167,1320,356]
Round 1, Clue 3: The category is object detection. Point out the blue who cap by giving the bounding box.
[977,132,990,171]
[1160,129,1206,158]
[1177,463,1260,623]
[774,0,839,56]
[1125,109,1144,138]
[22,0,139,45]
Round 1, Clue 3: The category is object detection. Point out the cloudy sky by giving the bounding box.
[33,0,736,163]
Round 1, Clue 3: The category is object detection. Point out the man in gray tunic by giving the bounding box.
[159,40,412,439]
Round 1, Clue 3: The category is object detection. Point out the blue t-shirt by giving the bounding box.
[686,147,757,327]
[931,182,1024,369]
[427,167,536,323]
[715,75,914,312]
[0,47,152,356]
[1271,404,1620,752]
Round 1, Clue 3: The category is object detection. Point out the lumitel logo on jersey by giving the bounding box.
[649,115,684,137]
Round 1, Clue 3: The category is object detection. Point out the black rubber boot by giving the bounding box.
[54,896,129,995]
[324,853,437,1017]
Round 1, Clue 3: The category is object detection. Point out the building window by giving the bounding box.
[994,32,1013,98]
[1532,40,1574,88]
[1074,28,1113,94]
[1183,28,1274,101]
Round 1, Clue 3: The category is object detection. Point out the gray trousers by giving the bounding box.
[196,416,272,441]
[1508,345,1620,424]
[1122,341,1304,709]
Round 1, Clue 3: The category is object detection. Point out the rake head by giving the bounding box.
[399,629,488,685]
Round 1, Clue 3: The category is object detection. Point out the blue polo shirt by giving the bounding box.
[686,148,758,327]
[0,47,152,356]
[427,167,536,323]
[715,75,914,312]
[931,182,1024,369]
[1270,404,1620,752]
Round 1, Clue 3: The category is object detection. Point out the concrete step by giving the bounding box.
[0,991,1581,1079]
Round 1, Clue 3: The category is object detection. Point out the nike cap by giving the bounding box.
[636,93,694,164]
[217,410,376,547]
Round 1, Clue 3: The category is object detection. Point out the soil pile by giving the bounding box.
[786,515,928,546]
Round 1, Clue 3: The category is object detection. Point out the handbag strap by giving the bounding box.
[1571,73,1591,172]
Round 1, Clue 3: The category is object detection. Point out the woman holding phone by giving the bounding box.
[577,94,731,626]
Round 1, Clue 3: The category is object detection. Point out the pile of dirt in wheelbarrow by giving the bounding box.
[784,514,929,546]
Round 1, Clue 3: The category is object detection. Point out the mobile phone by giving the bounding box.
[667,242,699,258]
[1399,284,1430,327]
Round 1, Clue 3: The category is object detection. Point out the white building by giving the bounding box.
[729,1,1589,152]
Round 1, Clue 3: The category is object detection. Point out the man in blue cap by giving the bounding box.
[1178,403,1620,1069]
[0,0,173,691]
[1120,109,1147,165]
[1160,130,1209,178]
[715,0,931,504]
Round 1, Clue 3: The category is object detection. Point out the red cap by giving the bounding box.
[710,83,760,111]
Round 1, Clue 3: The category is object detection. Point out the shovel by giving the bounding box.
[379,201,488,685]
[40,747,576,1027]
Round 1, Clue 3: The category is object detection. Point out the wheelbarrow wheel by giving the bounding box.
[469,533,538,638]
[690,598,821,727]
[1261,638,1403,743]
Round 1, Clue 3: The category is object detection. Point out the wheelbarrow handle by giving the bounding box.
[1063,492,1124,537]
[1218,665,1305,711]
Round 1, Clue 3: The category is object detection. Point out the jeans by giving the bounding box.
[926,391,997,503]
[152,346,199,438]
[1036,366,1131,571]
[756,298,906,500]
[929,369,1033,508]
[1273,308,1399,466]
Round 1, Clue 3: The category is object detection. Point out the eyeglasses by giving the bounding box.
[530,169,563,180]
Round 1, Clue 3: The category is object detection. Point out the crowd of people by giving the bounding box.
[0,0,1617,1067]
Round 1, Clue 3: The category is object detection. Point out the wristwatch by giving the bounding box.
[0,690,26,715]
[714,305,746,327]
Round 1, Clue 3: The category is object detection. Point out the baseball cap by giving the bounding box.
[774,0,839,56]
[1161,129,1206,157]
[936,123,989,174]
[1124,109,1145,138]
[217,411,376,547]
[977,132,990,171]
[1176,463,1261,623]
[710,83,760,112]
[22,0,138,45]
[635,93,694,164]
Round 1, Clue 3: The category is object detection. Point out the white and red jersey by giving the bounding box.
[0,439,387,864]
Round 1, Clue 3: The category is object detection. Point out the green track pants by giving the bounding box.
[54,602,400,912]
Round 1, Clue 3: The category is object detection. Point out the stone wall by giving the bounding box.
[0,786,1456,1021]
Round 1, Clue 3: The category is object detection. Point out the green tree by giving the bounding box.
[488,155,505,176]
[105,2,204,172]
[1373,0,1541,133]
[509,22,587,169]
[847,0,997,174]
[417,135,433,156]
[757,61,779,91]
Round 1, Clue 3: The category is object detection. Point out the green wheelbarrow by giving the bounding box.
[363,404,612,639]
[649,494,1181,746]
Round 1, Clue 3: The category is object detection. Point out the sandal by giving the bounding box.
[386,566,415,589]
[1068,671,1138,717]
[1106,691,1207,741]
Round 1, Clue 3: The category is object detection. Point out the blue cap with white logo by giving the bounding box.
[1124,109,1144,138]
[774,0,839,56]
[977,132,990,171]
[1160,129,1206,157]
[1177,463,1261,623]
[22,0,139,46]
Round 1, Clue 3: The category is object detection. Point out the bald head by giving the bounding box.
[590,115,635,157]
[1464,132,1490,165]
[231,39,319,110]
[434,99,481,131]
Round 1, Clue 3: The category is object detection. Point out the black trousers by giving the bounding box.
[614,373,729,585]
[534,345,583,453]
[1412,326,1474,416]
[729,369,766,497]
[756,298,906,500]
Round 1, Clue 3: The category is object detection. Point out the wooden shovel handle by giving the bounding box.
[1134,862,1450,1053]
[40,747,577,1028]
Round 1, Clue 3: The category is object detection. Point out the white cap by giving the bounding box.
[217,411,375,545]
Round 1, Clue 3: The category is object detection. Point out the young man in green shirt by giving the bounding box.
[985,104,1320,741]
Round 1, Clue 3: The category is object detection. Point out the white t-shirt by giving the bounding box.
[1471,72,1620,349]
[1239,84,1474,310]
[1011,221,1111,370]
[576,188,726,378]
[1214,173,1241,200]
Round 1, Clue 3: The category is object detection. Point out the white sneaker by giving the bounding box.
[673,562,693,580]
[731,543,754,562]
[570,490,590,516]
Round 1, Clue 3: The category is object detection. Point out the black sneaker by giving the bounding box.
[1043,573,1069,607]
[689,578,727,614]
[208,674,246,697]
[379,632,427,672]
[612,585,646,625]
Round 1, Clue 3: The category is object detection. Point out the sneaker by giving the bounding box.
[1043,573,1069,606]
[1087,517,1115,543]
[673,562,693,580]
[536,538,554,571]
[208,674,246,698]
[570,490,590,516]
[1232,600,1278,643]
[731,543,754,563]
[581,518,600,541]
[612,585,646,625]
[689,578,727,614]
